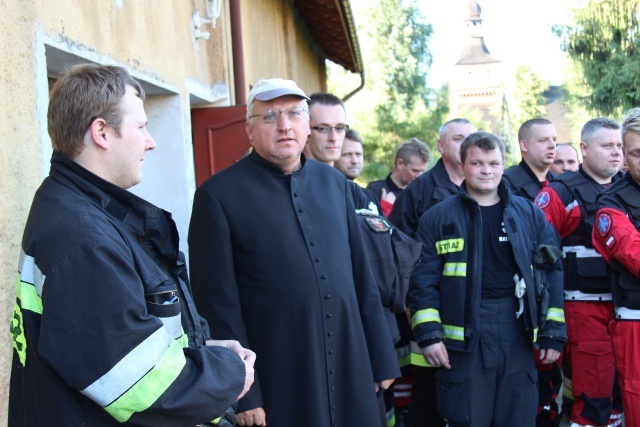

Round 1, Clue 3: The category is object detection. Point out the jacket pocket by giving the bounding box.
[618,274,640,309]
[576,257,610,294]
[435,369,470,423]
[571,340,614,399]
[145,282,182,339]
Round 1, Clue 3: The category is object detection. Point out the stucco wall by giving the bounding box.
[0,0,42,421]
[35,0,230,87]
[241,0,326,99]
[0,0,40,424]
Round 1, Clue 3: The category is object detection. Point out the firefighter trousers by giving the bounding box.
[434,296,537,427]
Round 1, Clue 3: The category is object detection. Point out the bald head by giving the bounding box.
[550,144,579,175]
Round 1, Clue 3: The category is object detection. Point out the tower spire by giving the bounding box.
[456,1,498,65]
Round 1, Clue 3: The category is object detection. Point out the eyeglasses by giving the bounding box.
[249,107,307,123]
[310,124,350,134]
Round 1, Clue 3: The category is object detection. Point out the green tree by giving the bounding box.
[369,0,432,111]
[557,61,593,140]
[328,0,449,183]
[511,65,548,128]
[553,0,640,116]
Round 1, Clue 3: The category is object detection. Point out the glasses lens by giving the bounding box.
[259,108,307,123]
[260,111,279,123]
[285,107,305,120]
[312,125,349,133]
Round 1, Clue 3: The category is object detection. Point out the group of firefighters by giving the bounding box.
[382,114,640,427]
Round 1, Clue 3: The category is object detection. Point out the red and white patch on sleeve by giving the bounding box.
[605,235,616,248]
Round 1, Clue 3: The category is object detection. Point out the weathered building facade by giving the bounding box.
[0,0,362,423]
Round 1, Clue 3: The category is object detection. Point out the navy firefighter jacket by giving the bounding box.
[408,181,567,354]
[9,152,246,426]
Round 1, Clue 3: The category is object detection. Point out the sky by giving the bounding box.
[421,0,574,88]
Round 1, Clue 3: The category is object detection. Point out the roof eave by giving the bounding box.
[293,0,363,73]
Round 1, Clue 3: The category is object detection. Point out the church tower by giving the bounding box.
[449,1,506,135]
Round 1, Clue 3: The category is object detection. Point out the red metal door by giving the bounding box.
[191,105,251,186]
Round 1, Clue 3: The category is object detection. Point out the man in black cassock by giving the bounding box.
[188,78,399,427]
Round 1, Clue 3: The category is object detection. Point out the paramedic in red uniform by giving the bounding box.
[593,107,640,427]
[535,118,624,427]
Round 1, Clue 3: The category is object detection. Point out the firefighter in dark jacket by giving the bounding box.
[535,118,624,427]
[389,118,476,427]
[593,107,640,427]
[503,117,562,425]
[390,119,476,239]
[367,137,431,218]
[503,118,558,201]
[408,132,567,427]
[9,64,254,426]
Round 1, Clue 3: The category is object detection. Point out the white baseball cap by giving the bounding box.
[247,78,310,105]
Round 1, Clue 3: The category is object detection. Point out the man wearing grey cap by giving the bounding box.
[189,78,399,426]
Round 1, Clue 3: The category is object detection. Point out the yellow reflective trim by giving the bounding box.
[11,274,28,366]
[387,413,396,427]
[104,339,186,422]
[412,308,441,328]
[409,341,436,367]
[410,351,436,368]
[442,262,467,277]
[396,345,410,367]
[546,308,565,323]
[12,272,43,366]
[533,328,538,342]
[398,353,411,368]
[443,324,464,341]
[11,302,27,366]
[212,417,221,424]
[17,277,43,315]
[435,238,464,255]
[178,332,189,348]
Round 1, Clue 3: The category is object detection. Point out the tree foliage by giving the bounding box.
[553,0,640,116]
[369,0,432,111]
[511,65,548,127]
[328,0,449,183]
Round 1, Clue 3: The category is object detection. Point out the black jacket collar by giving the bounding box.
[459,180,513,208]
[248,149,308,175]
[49,151,180,262]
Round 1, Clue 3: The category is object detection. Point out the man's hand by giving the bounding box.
[380,188,396,205]
[236,407,266,426]
[375,378,395,393]
[206,340,256,400]
[206,340,256,366]
[422,342,451,369]
[539,348,561,364]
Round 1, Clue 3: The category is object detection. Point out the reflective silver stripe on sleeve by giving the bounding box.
[411,308,441,328]
[82,326,175,406]
[159,314,182,340]
[19,250,46,296]
[565,200,579,213]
